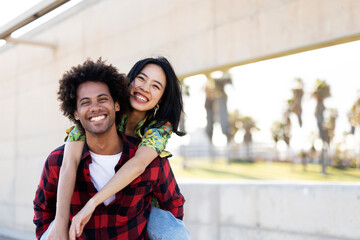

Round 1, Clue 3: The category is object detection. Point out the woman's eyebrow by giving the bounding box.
[154,80,164,88]
[139,72,148,78]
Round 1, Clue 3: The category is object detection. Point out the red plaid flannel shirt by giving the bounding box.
[33,133,185,240]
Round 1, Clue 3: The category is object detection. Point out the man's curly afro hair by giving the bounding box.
[57,58,130,133]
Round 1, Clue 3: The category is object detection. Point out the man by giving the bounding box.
[33,59,185,239]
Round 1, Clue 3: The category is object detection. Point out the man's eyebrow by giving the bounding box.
[97,93,109,98]
[79,97,90,102]
[79,94,109,102]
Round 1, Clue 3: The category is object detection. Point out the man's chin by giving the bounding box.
[85,127,111,136]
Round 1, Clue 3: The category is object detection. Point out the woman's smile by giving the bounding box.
[133,92,149,103]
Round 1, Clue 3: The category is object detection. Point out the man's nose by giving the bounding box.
[90,102,101,112]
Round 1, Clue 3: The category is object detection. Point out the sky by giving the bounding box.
[0,0,42,28]
[2,0,360,154]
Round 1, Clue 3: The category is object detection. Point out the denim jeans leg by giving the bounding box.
[40,220,54,240]
[147,206,190,240]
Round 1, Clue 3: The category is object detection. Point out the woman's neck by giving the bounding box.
[125,110,147,136]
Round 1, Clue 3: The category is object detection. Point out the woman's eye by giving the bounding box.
[137,76,145,81]
[153,85,160,90]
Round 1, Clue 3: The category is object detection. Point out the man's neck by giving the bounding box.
[86,126,122,155]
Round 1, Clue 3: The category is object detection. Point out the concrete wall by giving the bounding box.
[0,0,360,238]
[181,181,360,240]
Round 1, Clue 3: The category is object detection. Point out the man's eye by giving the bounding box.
[81,101,90,106]
[99,98,108,102]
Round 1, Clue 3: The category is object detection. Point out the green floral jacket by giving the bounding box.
[66,114,172,158]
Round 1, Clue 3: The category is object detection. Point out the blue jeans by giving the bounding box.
[147,206,190,240]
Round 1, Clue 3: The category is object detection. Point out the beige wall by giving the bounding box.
[0,0,359,238]
[181,181,360,240]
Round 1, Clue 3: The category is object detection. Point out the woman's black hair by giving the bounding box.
[127,57,186,136]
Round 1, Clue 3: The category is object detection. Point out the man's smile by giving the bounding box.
[89,115,106,122]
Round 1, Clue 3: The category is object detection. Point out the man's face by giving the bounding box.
[74,81,120,136]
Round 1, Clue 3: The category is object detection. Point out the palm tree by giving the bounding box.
[324,108,338,166]
[239,116,258,161]
[228,110,242,143]
[204,72,232,143]
[348,94,360,130]
[271,121,286,161]
[289,78,304,127]
[323,108,338,145]
[180,83,189,133]
[228,110,242,162]
[311,79,331,174]
[283,100,292,148]
[205,78,216,142]
[348,93,360,168]
[205,72,232,161]
[179,82,189,168]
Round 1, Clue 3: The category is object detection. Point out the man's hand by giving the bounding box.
[69,200,96,240]
[46,218,69,240]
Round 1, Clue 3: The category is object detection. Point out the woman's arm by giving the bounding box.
[69,146,158,239]
[69,121,173,239]
[46,141,84,240]
[92,146,157,205]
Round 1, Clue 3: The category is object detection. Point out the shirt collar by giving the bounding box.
[80,132,140,161]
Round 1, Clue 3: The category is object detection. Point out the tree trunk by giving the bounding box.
[358,126,360,168]
[321,143,327,174]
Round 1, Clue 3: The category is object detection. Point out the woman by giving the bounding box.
[46,57,189,240]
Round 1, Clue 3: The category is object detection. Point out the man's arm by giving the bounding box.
[33,148,63,239]
[152,158,185,219]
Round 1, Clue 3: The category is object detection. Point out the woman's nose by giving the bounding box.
[140,81,150,92]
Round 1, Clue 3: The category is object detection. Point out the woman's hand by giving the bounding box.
[69,200,96,240]
[46,218,69,240]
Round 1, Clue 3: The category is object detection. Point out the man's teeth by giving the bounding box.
[90,115,105,122]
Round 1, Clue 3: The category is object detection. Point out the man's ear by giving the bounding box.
[74,110,79,120]
[115,102,120,112]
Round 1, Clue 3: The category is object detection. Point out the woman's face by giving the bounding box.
[129,63,166,113]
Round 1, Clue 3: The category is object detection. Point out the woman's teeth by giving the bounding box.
[135,94,148,102]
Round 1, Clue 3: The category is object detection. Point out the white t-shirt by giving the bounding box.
[89,151,122,206]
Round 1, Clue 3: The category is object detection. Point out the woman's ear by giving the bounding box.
[115,102,120,112]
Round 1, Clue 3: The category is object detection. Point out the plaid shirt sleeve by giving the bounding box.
[33,147,63,239]
[152,158,185,220]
